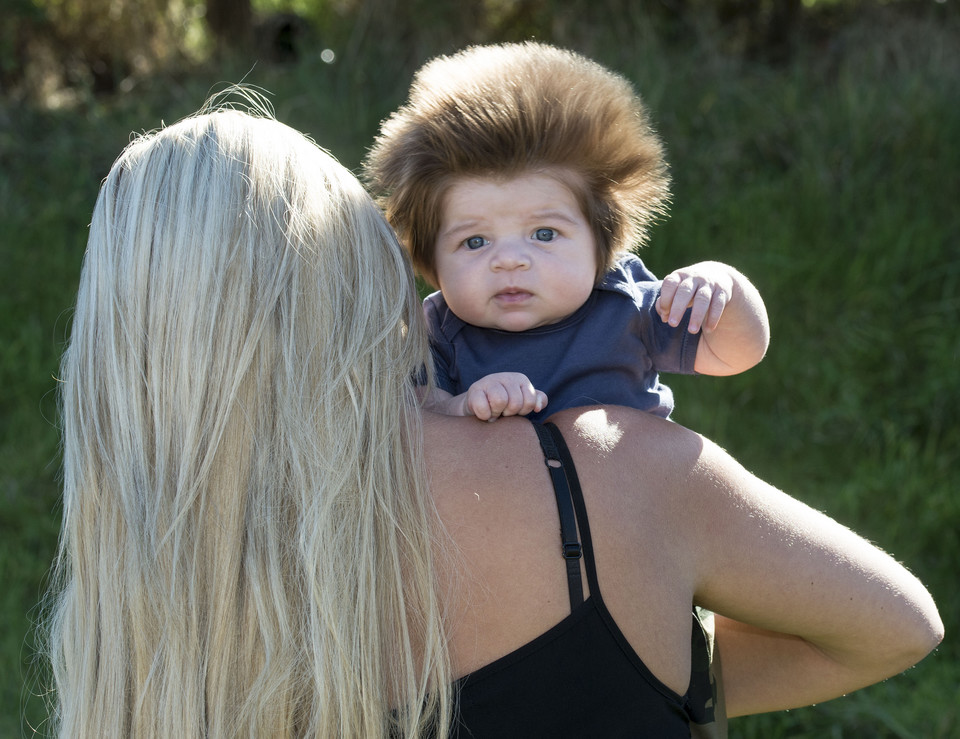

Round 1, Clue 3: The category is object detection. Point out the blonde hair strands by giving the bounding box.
[46,101,452,737]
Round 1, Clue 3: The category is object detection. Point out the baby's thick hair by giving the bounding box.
[364,41,670,286]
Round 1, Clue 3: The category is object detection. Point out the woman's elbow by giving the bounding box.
[909,599,944,665]
[881,586,944,676]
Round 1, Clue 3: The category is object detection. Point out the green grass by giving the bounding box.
[2,3,958,736]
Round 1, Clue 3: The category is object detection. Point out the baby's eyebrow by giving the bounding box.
[530,209,581,225]
[438,219,483,241]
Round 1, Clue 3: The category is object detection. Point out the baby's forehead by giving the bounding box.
[440,167,587,202]
[440,170,586,215]
[452,165,585,185]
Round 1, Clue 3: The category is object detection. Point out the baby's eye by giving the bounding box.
[464,235,487,250]
[533,228,558,243]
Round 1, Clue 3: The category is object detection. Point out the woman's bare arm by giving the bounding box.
[560,406,941,717]
[685,436,943,717]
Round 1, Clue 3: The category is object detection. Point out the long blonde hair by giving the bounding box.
[46,100,451,736]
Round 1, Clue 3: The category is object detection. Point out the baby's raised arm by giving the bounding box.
[657,261,770,376]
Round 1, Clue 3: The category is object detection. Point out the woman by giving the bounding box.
[45,102,942,737]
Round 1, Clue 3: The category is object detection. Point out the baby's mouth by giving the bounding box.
[494,288,532,304]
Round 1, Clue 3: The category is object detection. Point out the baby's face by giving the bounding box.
[434,171,597,332]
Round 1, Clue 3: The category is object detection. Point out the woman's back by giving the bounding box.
[424,410,715,736]
[425,409,696,695]
[424,405,942,727]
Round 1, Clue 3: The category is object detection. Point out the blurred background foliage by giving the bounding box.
[1,0,958,736]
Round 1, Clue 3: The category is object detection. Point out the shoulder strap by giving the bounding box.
[537,422,722,730]
[531,421,584,610]
[543,422,601,595]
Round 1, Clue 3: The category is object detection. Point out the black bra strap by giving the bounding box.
[544,421,601,593]
[532,421,584,610]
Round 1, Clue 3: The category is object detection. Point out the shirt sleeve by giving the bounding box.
[645,286,700,375]
[616,256,700,375]
[600,254,700,375]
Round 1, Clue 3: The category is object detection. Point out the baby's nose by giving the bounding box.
[490,240,531,270]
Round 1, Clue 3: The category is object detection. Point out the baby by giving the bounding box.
[364,41,769,422]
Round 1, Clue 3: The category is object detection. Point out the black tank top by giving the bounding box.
[450,422,717,738]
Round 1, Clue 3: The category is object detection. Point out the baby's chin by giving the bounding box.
[487,313,567,333]
[451,302,569,333]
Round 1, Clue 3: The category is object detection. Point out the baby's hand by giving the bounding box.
[465,372,548,421]
[657,261,734,334]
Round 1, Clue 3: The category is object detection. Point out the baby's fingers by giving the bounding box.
[663,277,701,327]
[533,390,548,414]
[468,374,547,421]
[657,272,682,321]
[470,383,523,421]
[702,288,729,332]
[498,383,546,417]
[686,283,717,333]
[466,391,495,421]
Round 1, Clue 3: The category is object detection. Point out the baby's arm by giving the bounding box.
[656,261,770,376]
[421,373,548,421]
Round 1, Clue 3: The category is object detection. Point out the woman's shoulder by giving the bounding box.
[421,406,729,534]
[421,413,549,511]
[422,407,713,499]
[545,406,732,543]
[551,406,708,476]
[422,412,542,467]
